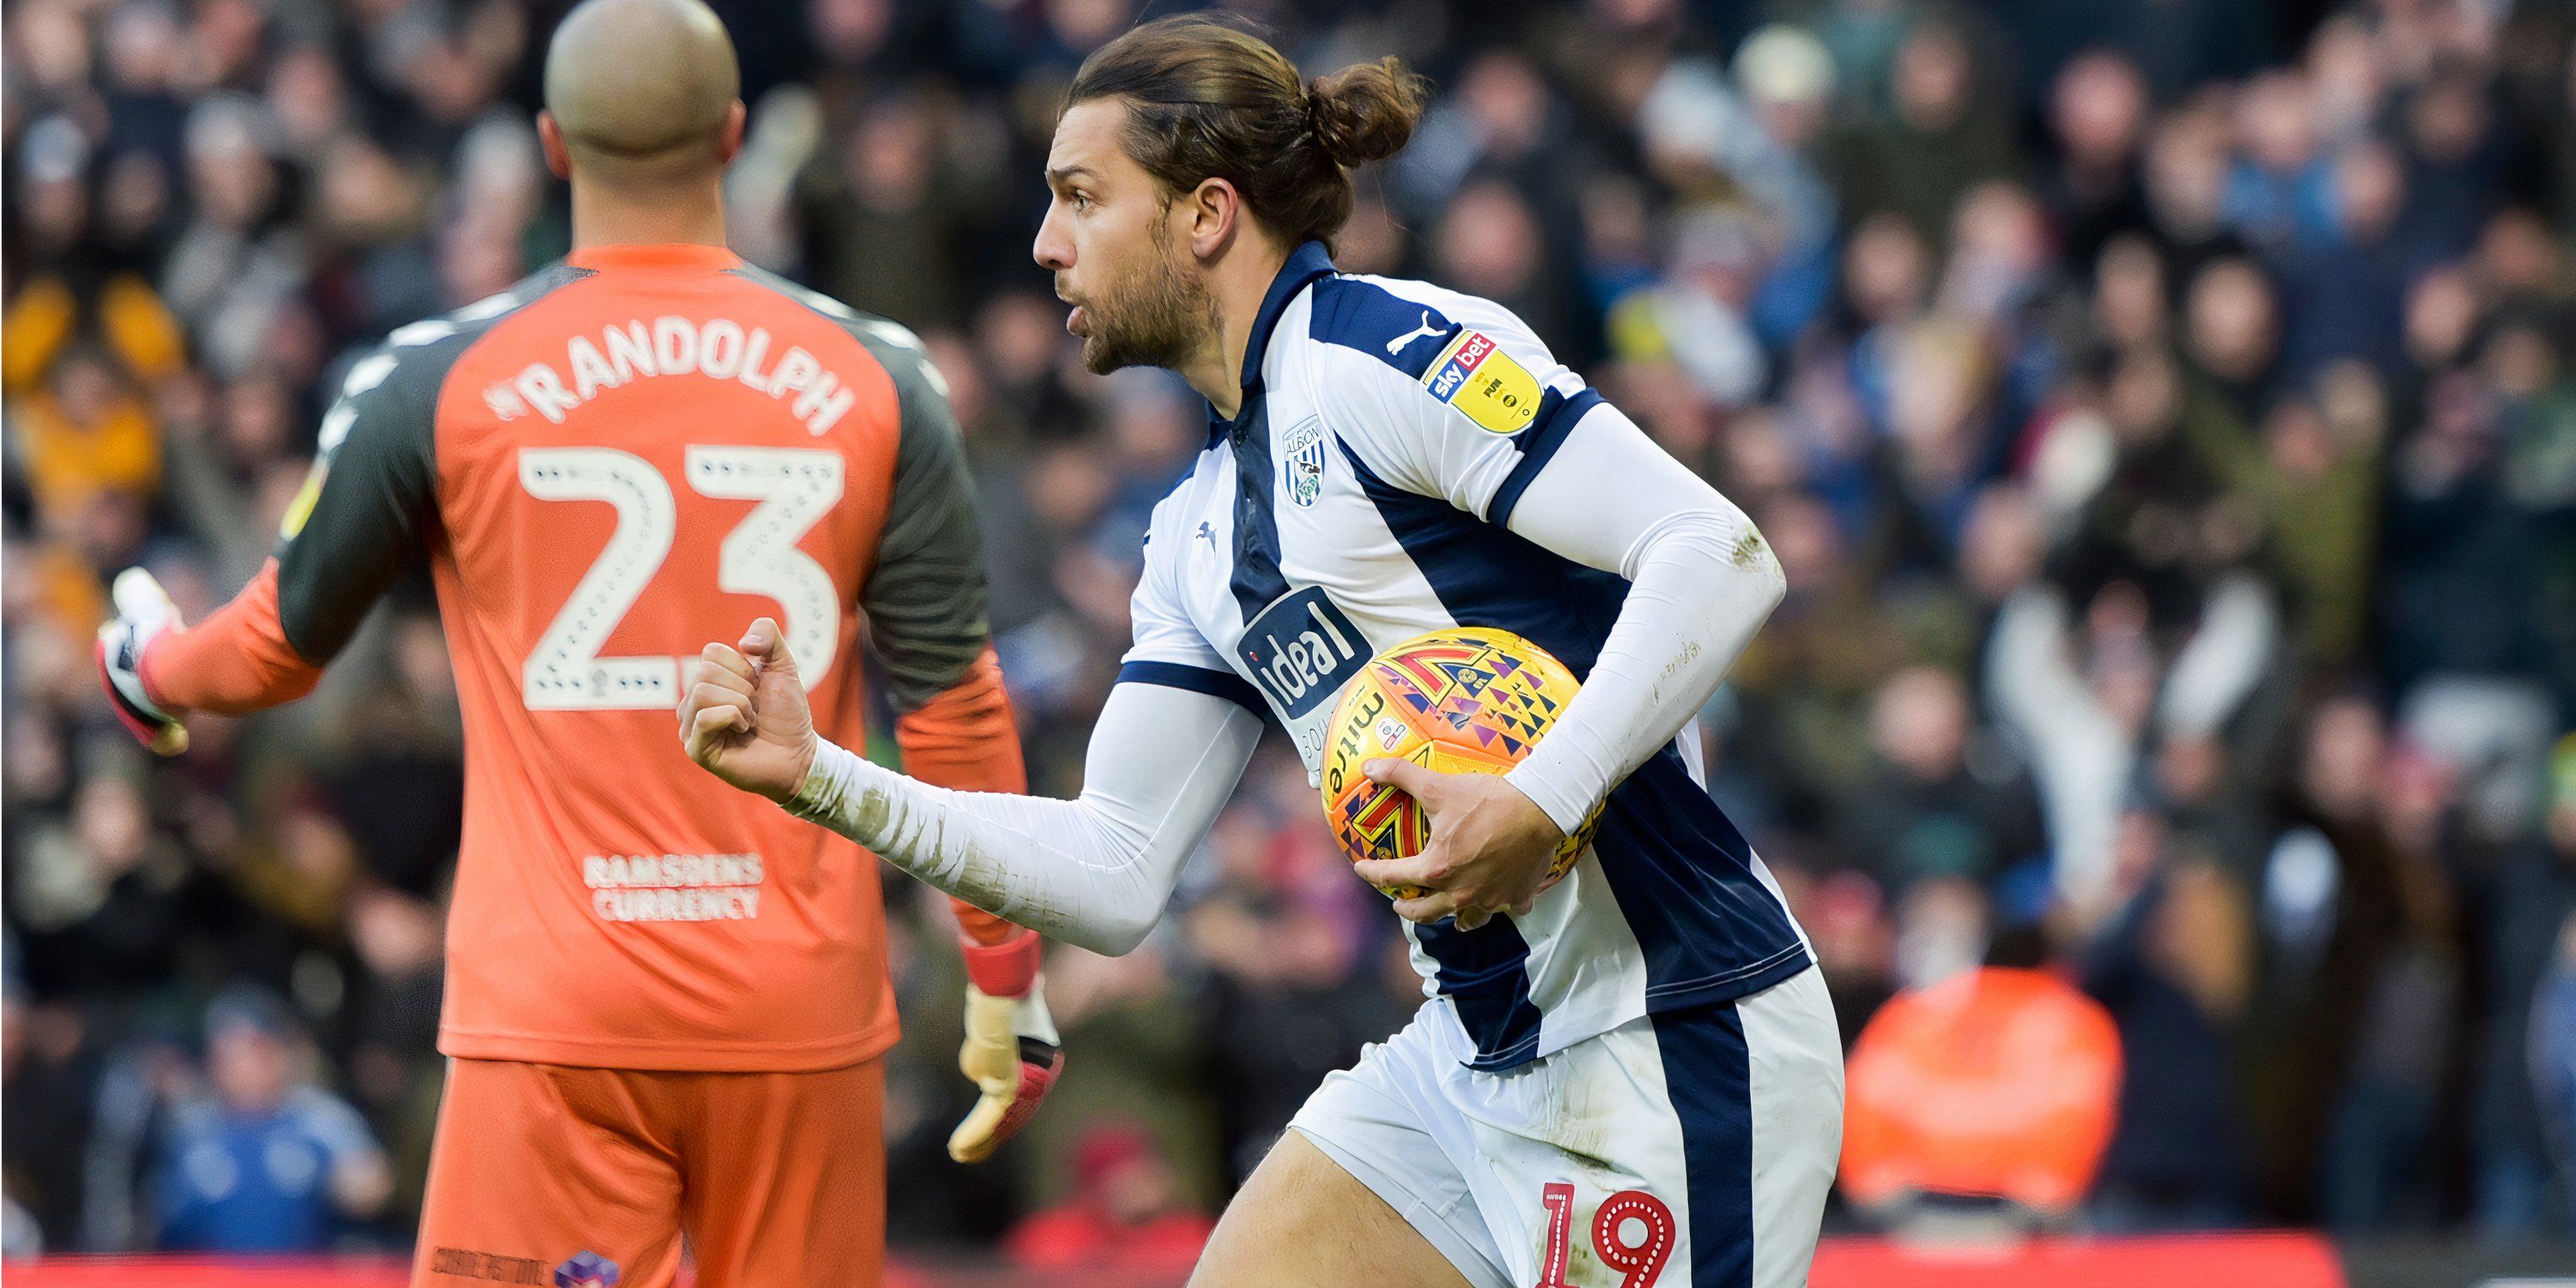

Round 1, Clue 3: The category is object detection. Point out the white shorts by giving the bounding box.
[1289,965,1843,1288]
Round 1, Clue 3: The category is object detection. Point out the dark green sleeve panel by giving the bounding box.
[853,326,996,714]
[272,343,448,665]
[274,264,580,664]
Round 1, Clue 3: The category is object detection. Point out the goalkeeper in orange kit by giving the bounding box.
[91,0,1056,1282]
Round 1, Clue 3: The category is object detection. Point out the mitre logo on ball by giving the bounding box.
[1321,626,1603,900]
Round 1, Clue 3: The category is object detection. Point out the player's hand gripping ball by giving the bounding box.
[1321,627,1601,899]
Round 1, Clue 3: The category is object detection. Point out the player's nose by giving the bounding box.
[1032,210,1072,273]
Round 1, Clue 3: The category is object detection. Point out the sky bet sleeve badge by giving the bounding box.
[1421,330,1541,434]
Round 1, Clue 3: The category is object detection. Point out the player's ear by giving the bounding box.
[536,112,573,180]
[1184,176,1240,263]
[718,100,747,167]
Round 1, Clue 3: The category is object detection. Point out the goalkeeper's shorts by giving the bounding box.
[410,1055,884,1288]
[1289,964,1842,1288]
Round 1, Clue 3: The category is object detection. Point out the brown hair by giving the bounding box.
[1066,16,1426,251]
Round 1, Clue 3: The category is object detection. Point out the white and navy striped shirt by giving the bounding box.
[1115,242,1810,1070]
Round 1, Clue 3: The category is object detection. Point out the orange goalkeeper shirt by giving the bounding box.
[143,243,1025,1072]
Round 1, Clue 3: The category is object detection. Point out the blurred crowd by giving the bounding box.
[8,0,2576,1261]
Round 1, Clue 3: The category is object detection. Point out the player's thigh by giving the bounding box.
[1190,1130,1475,1288]
[413,1059,686,1288]
[678,1059,886,1288]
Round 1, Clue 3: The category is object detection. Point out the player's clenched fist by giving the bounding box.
[680,617,819,802]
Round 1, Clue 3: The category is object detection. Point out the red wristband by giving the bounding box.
[960,926,1041,997]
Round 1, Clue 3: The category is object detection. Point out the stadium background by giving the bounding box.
[6,0,2576,1281]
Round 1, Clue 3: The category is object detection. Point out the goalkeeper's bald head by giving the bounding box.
[540,0,742,191]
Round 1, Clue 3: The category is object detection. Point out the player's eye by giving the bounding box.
[1072,191,1094,213]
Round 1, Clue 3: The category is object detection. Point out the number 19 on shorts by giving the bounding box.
[1539,1182,1675,1288]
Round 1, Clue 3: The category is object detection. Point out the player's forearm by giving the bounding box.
[786,683,1259,955]
[1504,507,1784,833]
[138,559,326,715]
[790,741,1150,951]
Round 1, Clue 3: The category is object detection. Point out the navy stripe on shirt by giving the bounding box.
[1115,660,1265,714]
[1487,387,1603,527]
[1308,274,1460,379]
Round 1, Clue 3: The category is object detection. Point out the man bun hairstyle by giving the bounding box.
[1307,57,1425,169]
[1067,16,1426,251]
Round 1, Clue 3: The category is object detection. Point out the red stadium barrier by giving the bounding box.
[7,1233,2355,1288]
[1811,1232,2347,1288]
[3,1259,412,1287]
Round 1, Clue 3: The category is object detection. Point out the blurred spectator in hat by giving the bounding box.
[2045,50,2153,270]
[2177,372,2384,673]
[2081,823,2256,1230]
[2318,741,2465,1230]
[2470,735,2576,1234]
[2275,141,2418,382]
[2399,65,2507,265]
[1825,17,2021,252]
[1838,665,2044,894]
[149,986,390,1252]
[2221,69,2330,254]
[2532,913,2576,1230]
[7,344,162,533]
[2,964,100,1252]
[2142,103,2251,301]
[1004,1119,1215,1276]
[1607,208,1770,410]
[1733,24,1844,347]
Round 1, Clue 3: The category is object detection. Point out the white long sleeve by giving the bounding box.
[783,680,1262,955]
[1494,404,1787,834]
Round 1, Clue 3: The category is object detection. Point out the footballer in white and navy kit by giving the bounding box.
[682,21,1842,1287]
[1123,242,1841,1288]
[706,239,1846,1288]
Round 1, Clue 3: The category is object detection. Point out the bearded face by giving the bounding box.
[1069,209,1218,376]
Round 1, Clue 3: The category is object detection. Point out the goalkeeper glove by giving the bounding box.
[94,568,189,756]
[947,926,1064,1163]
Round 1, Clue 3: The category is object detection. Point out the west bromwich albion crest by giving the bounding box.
[1282,416,1327,507]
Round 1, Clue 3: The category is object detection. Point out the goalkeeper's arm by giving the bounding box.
[100,349,436,749]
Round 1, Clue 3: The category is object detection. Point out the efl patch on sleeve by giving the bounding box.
[279,462,326,539]
[1420,331,1541,434]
